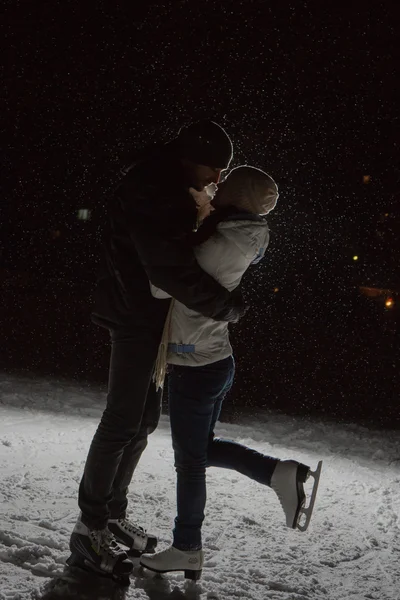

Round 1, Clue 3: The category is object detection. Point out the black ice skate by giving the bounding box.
[108,517,157,556]
[68,518,133,586]
[271,459,322,531]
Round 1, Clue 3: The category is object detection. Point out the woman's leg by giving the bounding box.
[207,436,279,486]
[207,356,279,486]
[168,357,234,550]
[205,360,321,532]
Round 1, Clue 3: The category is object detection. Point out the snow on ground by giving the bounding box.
[0,373,399,600]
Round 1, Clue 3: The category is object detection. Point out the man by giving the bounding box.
[68,120,247,582]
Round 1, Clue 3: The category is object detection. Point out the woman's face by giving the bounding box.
[211,180,227,209]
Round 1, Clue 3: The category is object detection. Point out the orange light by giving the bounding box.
[274,287,279,293]
[363,175,371,184]
[385,298,394,308]
[360,287,391,298]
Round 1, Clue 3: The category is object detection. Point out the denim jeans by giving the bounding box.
[78,326,163,530]
[168,356,278,550]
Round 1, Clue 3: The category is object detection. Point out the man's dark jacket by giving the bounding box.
[92,143,244,333]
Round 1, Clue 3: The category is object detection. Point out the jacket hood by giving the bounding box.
[216,217,270,263]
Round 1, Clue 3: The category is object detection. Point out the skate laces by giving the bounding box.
[91,527,125,557]
[119,518,147,539]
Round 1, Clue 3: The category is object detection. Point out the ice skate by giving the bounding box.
[108,517,157,556]
[68,517,133,586]
[140,545,204,580]
[271,459,322,531]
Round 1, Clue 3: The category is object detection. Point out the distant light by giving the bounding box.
[353,255,359,261]
[385,298,394,308]
[274,287,279,292]
[384,213,389,217]
[363,175,371,184]
[77,209,91,221]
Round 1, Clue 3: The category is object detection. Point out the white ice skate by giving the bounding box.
[108,517,157,556]
[140,545,204,580]
[68,518,133,586]
[271,459,322,531]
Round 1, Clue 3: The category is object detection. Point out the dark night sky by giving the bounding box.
[2,2,399,426]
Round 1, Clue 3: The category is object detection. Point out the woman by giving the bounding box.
[140,166,322,580]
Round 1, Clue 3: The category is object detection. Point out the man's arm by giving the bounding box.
[130,217,245,321]
[119,179,246,322]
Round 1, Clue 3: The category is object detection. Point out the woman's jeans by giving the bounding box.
[168,356,278,550]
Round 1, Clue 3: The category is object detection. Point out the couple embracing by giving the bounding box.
[68,120,321,584]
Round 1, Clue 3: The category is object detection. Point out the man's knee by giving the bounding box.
[97,407,142,441]
[143,420,159,437]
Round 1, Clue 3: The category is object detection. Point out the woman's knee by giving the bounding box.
[175,466,206,484]
[175,459,207,476]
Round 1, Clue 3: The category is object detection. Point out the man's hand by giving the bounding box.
[213,287,249,323]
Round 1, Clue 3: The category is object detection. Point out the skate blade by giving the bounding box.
[116,538,157,557]
[134,564,164,579]
[139,563,202,581]
[66,554,131,587]
[296,460,323,532]
[127,545,156,558]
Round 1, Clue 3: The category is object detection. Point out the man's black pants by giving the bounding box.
[78,327,162,530]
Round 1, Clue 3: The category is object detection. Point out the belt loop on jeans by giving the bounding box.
[168,343,195,353]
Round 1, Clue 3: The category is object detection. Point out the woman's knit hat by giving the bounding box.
[216,165,279,215]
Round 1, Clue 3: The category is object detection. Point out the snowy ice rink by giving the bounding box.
[0,374,399,600]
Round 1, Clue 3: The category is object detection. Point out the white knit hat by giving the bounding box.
[216,165,279,215]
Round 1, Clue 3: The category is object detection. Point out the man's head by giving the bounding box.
[176,120,233,191]
[213,165,279,215]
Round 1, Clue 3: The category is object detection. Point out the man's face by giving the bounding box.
[182,160,223,191]
[189,186,216,222]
